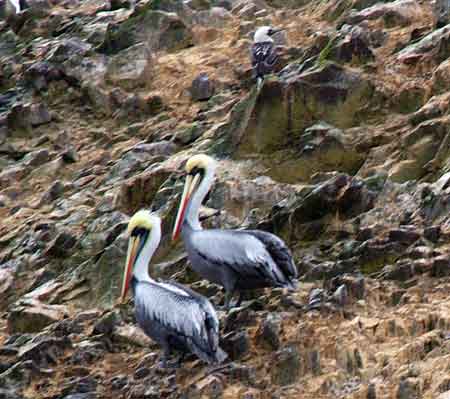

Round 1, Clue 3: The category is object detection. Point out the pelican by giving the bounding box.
[172,155,298,310]
[120,210,227,367]
[251,26,283,88]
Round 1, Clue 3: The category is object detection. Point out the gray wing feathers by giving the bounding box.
[192,229,297,288]
[246,230,298,281]
[135,283,224,363]
[251,41,278,78]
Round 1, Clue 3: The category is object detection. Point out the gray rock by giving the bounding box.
[7,102,52,133]
[7,299,69,334]
[190,73,215,101]
[220,330,250,360]
[92,310,122,335]
[98,9,193,55]
[22,149,50,167]
[398,24,450,65]
[61,148,79,163]
[271,346,301,386]
[256,314,281,350]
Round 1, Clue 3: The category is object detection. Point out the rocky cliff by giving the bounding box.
[1,0,450,398]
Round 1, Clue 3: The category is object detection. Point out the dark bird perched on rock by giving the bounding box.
[251,26,284,88]
[172,154,298,310]
[120,210,227,367]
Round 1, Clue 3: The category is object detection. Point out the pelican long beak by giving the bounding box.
[120,235,140,302]
[172,173,201,241]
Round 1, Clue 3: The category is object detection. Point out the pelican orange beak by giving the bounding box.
[120,235,140,302]
[172,173,201,241]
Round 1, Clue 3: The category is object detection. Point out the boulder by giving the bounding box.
[232,63,373,182]
[98,10,193,55]
[345,0,424,28]
[271,346,301,386]
[398,24,450,65]
[7,299,69,334]
[190,73,215,101]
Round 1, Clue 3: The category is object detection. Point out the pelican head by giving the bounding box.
[120,210,161,302]
[172,154,216,241]
[253,26,284,43]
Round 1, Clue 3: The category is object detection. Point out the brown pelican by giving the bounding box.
[120,210,226,367]
[172,155,298,310]
[251,26,283,88]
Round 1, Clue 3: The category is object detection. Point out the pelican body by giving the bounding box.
[172,155,298,310]
[121,211,226,367]
[251,26,283,88]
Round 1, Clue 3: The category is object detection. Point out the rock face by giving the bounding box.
[1,0,450,398]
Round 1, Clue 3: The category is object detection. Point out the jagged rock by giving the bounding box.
[434,0,450,27]
[112,325,152,347]
[7,103,52,133]
[114,164,174,215]
[256,314,281,350]
[430,256,450,277]
[0,360,40,392]
[0,269,14,308]
[189,376,224,399]
[92,310,122,335]
[22,149,50,168]
[271,346,301,386]
[98,9,193,55]
[424,225,441,242]
[432,59,450,95]
[190,73,215,101]
[61,147,79,163]
[7,299,69,334]
[105,43,154,90]
[220,331,250,360]
[396,378,421,399]
[331,25,375,64]
[60,376,97,397]
[193,6,232,28]
[18,335,71,367]
[345,0,424,27]
[24,61,63,92]
[43,230,77,258]
[398,24,450,65]
[233,63,372,182]
[70,340,107,365]
[388,228,421,245]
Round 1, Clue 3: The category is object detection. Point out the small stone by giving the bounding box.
[61,148,79,163]
[110,374,128,390]
[112,325,152,347]
[134,367,150,380]
[256,314,281,350]
[40,180,65,205]
[396,378,421,399]
[7,299,69,334]
[424,225,441,243]
[271,346,301,386]
[190,73,215,101]
[22,149,50,167]
[220,331,250,360]
[192,375,224,399]
[92,311,121,335]
[388,228,421,244]
[43,230,77,258]
[431,256,450,277]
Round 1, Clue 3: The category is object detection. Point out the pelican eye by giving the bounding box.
[188,166,205,178]
[131,227,150,237]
